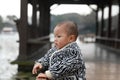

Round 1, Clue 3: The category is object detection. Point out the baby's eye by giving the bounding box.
[57,36,61,38]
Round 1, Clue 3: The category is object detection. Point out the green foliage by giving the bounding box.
[7,15,17,21]
[0,16,4,32]
[51,12,96,34]
[0,15,17,32]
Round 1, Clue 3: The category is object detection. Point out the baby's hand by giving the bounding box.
[36,73,48,80]
[36,78,47,80]
[32,63,42,74]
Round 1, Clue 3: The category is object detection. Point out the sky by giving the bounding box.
[0,0,119,19]
[0,0,20,18]
[50,4,93,15]
[0,0,94,19]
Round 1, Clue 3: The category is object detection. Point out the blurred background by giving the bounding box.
[0,0,120,80]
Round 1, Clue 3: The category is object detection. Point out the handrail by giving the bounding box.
[96,36,120,42]
[28,35,50,44]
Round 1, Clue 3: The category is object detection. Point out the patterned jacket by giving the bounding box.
[36,42,86,80]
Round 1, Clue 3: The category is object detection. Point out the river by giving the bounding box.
[0,32,19,80]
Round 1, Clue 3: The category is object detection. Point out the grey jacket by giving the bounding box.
[37,42,86,80]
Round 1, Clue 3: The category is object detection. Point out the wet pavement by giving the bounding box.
[77,42,120,80]
[86,62,120,80]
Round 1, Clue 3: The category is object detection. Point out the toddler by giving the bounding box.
[32,21,86,80]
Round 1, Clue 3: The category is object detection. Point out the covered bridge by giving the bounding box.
[16,0,120,62]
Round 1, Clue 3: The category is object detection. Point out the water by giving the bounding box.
[0,34,120,80]
[0,32,19,80]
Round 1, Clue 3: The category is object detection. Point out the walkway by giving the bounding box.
[78,41,120,80]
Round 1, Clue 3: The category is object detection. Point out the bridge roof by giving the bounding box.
[47,0,108,4]
[29,0,118,8]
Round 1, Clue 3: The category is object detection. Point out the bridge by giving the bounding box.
[15,0,120,71]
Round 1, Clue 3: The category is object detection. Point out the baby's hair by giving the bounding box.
[56,21,78,38]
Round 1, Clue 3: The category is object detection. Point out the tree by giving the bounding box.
[7,15,17,21]
[51,12,96,34]
[0,16,4,32]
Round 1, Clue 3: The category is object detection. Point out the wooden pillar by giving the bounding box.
[118,0,120,48]
[17,0,28,60]
[32,0,37,27]
[98,9,102,37]
[31,0,38,38]
[101,6,104,37]
[38,3,42,37]
[115,0,120,48]
[96,6,102,43]
[95,5,99,36]
[95,5,99,43]
[107,0,112,38]
[38,3,44,37]
[43,4,50,36]
[38,1,50,37]
[117,0,120,39]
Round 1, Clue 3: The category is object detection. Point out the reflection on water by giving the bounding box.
[0,35,120,80]
[0,33,19,80]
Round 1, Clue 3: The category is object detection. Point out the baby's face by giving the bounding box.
[54,26,71,49]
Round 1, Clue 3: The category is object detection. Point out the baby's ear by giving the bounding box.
[69,35,76,42]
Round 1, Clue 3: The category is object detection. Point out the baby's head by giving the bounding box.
[54,21,78,49]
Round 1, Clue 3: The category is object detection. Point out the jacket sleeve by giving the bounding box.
[46,49,84,79]
[36,48,55,72]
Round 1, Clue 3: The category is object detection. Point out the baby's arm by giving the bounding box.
[36,73,48,80]
[32,48,55,75]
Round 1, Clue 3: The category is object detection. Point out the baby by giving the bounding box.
[32,21,86,80]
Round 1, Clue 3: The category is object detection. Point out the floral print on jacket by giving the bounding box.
[36,42,86,80]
